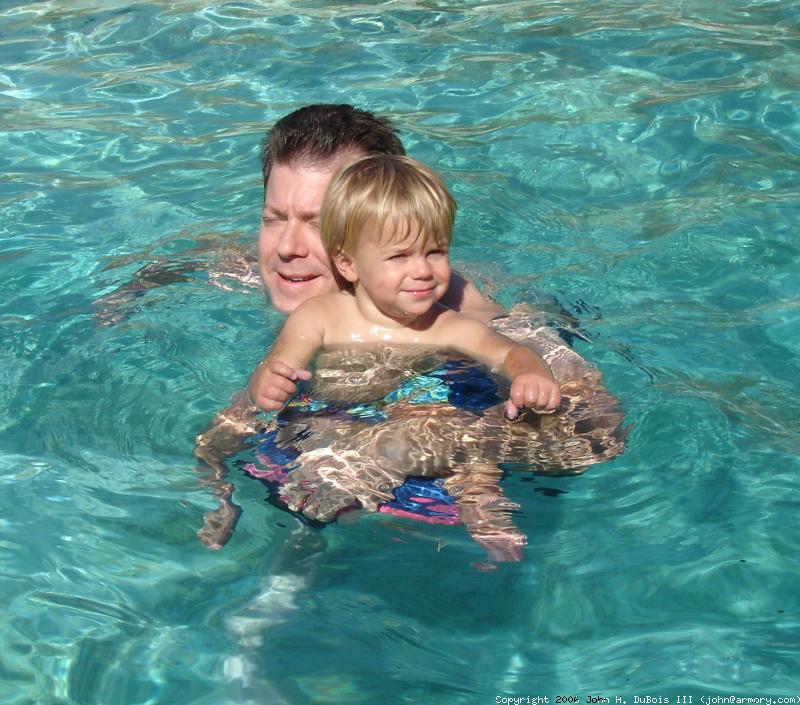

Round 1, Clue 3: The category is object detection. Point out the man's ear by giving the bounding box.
[333,252,358,283]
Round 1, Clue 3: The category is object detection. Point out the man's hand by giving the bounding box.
[248,358,312,411]
[506,373,561,419]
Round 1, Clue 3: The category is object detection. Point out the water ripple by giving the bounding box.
[1,0,799,701]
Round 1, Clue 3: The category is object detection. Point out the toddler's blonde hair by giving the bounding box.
[321,154,456,257]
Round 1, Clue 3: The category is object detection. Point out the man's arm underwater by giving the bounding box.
[194,390,260,549]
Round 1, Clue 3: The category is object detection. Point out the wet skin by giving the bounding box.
[259,156,361,313]
[198,307,627,561]
[195,155,622,559]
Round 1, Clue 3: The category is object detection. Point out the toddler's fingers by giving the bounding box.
[509,385,526,409]
[267,359,311,382]
[252,379,296,411]
[523,383,548,410]
[265,374,298,397]
[546,385,562,411]
[531,386,560,413]
[267,359,295,378]
[260,397,286,412]
[505,399,519,420]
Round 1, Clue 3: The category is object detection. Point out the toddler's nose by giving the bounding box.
[411,256,433,278]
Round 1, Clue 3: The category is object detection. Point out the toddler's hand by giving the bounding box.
[249,359,312,411]
[506,373,561,419]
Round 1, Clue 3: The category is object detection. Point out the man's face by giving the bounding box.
[258,154,360,313]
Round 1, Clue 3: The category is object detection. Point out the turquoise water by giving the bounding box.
[2,1,799,703]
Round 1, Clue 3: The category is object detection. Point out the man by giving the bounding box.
[256,104,502,321]
[195,104,508,547]
[195,104,624,557]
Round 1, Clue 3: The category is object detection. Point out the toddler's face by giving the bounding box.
[338,224,451,322]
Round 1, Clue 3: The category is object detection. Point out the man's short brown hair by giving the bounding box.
[260,104,405,188]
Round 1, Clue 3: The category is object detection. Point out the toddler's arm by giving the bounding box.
[249,359,311,411]
[444,313,560,416]
[248,301,323,411]
[502,345,561,418]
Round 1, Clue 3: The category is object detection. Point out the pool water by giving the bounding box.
[2,1,799,703]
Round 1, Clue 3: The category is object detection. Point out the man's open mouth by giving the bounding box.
[279,273,319,283]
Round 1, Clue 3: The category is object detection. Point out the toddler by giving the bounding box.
[248,154,560,418]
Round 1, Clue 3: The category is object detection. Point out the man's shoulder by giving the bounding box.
[442,271,504,323]
[293,291,349,315]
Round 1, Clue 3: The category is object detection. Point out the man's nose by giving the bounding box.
[277,219,310,259]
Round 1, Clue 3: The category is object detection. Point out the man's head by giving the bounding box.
[320,154,456,260]
[258,105,406,313]
[260,104,405,189]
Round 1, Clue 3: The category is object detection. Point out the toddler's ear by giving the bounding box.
[333,253,358,283]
